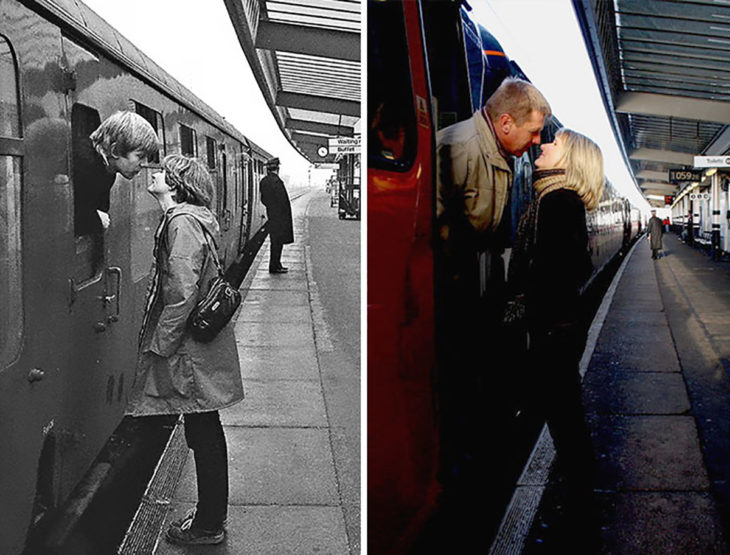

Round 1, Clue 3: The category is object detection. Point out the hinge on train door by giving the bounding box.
[61,69,77,93]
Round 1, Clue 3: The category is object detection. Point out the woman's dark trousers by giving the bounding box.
[529,329,595,499]
[183,411,228,530]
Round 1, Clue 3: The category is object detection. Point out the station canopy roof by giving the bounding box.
[573,0,730,207]
[224,0,360,164]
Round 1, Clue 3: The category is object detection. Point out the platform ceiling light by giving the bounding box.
[706,168,718,177]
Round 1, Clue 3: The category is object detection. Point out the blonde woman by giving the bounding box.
[127,154,244,545]
[508,127,603,539]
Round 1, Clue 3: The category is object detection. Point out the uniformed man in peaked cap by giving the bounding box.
[259,157,293,273]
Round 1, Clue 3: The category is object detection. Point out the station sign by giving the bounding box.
[689,193,711,200]
[314,163,340,169]
[694,155,730,168]
[668,169,702,182]
[328,136,361,154]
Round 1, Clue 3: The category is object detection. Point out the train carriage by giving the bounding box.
[0,1,272,552]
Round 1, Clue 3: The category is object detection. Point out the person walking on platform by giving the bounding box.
[434,77,551,495]
[508,128,603,540]
[648,210,664,260]
[260,157,294,273]
[127,154,244,546]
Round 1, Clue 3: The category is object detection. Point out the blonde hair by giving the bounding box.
[555,128,604,211]
[90,111,159,158]
[163,154,213,207]
[485,77,551,125]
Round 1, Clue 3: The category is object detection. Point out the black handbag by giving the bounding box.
[187,225,241,342]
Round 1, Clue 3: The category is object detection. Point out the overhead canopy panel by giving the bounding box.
[224,0,361,163]
[573,0,730,207]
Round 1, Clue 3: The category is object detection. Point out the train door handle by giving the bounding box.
[105,266,122,321]
[27,368,45,383]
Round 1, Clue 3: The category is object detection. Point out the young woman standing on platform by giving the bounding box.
[508,128,603,531]
[127,154,244,546]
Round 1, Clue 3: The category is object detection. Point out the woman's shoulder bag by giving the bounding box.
[165,213,242,342]
[188,224,241,342]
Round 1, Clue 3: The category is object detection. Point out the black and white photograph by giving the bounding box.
[0,0,360,553]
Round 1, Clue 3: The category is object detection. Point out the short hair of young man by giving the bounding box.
[163,154,214,207]
[90,111,159,158]
[485,77,552,125]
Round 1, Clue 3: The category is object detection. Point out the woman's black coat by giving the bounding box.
[527,188,593,337]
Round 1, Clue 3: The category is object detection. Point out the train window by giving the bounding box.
[71,103,107,279]
[206,136,217,170]
[0,37,21,138]
[368,0,417,172]
[0,36,23,368]
[179,124,197,156]
[132,101,164,164]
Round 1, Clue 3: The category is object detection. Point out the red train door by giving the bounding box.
[368,0,439,552]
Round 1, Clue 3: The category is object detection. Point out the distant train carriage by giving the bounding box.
[367,1,641,552]
[0,1,272,552]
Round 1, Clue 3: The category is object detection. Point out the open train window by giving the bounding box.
[206,136,217,170]
[71,103,108,280]
[0,35,23,369]
[133,101,164,164]
[368,0,417,172]
[179,124,197,156]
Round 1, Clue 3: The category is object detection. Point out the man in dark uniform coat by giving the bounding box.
[259,157,294,273]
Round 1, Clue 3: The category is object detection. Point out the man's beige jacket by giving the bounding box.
[436,110,512,242]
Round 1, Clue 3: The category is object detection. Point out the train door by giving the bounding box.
[368,0,439,551]
[237,143,249,251]
[61,36,134,479]
[231,144,240,250]
[0,26,39,555]
[246,150,255,240]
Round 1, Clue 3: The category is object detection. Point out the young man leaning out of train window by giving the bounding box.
[87,111,158,231]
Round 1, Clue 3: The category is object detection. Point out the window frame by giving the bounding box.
[132,100,165,165]
[179,123,197,157]
[206,136,217,170]
[0,33,24,370]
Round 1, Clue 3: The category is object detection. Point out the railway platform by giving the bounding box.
[493,232,730,554]
[119,192,358,554]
